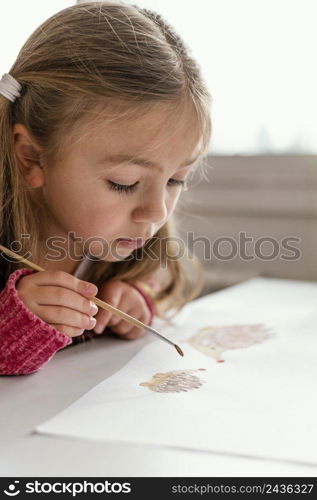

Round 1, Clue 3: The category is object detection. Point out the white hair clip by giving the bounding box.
[0,73,22,102]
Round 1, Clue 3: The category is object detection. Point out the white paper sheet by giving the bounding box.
[36,278,317,465]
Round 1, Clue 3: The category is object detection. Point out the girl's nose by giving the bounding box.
[132,194,168,224]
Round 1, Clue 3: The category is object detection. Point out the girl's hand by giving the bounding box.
[93,279,151,340]
[16,270,99,338]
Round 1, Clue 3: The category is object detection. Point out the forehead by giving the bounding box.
[71,100,203,161]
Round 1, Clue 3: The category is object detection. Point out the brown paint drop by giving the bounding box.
[140,369,206,393]
[186,324,274,362]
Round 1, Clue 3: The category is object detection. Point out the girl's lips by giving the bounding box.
[116,238,146,249]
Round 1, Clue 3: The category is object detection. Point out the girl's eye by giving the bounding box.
[107,179,187,194]
[107,180,138,194]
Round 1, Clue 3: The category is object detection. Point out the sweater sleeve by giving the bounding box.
[0,268,72,376]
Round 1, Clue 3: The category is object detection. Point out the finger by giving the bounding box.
[111,319,134,335]
[139,308,152,327]
[111,306,146,335]
[36,305,97,331]
[28,270,98,298]
[121,326,147,340]
[93,309,112,331]
[93,309,120,334]
[49,324,86,338]
[34,286,99,317]
[106,288,143,326]
[93,282,124,333]
[100,302,129,329]
[127,299,152,325]
[126,330,147,340]
[108,314,124,328]
[113,309,147,336]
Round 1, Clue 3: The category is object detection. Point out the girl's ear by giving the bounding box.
[12,123,45,188]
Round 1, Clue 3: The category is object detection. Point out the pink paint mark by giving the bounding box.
[140,369,206,393]
[187,324,274,363]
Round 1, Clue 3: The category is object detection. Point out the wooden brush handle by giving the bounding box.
[0,244,44,272]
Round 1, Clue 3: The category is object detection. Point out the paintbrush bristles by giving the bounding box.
[175,344,184,357]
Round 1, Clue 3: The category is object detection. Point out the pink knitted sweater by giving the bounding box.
[0,268,155,376]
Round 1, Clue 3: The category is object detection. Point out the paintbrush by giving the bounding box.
[0,244,184,357]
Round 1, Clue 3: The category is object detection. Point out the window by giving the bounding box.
[120,0,317,155]
[0,1,73,73]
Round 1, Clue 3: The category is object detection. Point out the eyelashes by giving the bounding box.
[107,179,187,194]
[107,181,138,194]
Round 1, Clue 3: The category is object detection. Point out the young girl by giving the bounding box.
[0,1,211,375]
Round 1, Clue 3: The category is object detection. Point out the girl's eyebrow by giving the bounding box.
[100,154,199,172]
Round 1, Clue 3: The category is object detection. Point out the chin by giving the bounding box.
[95,249,136,262]
[103,255,132,262]
[83,242,130,260]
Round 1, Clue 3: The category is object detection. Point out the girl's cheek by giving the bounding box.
[89,194,124,218]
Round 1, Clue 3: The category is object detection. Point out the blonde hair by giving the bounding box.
[0,1,212,330]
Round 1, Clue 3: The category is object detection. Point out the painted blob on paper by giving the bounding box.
[140,368,206,393]
[186,324,274,362]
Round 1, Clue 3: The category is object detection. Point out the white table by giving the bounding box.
[1,278,317,477]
